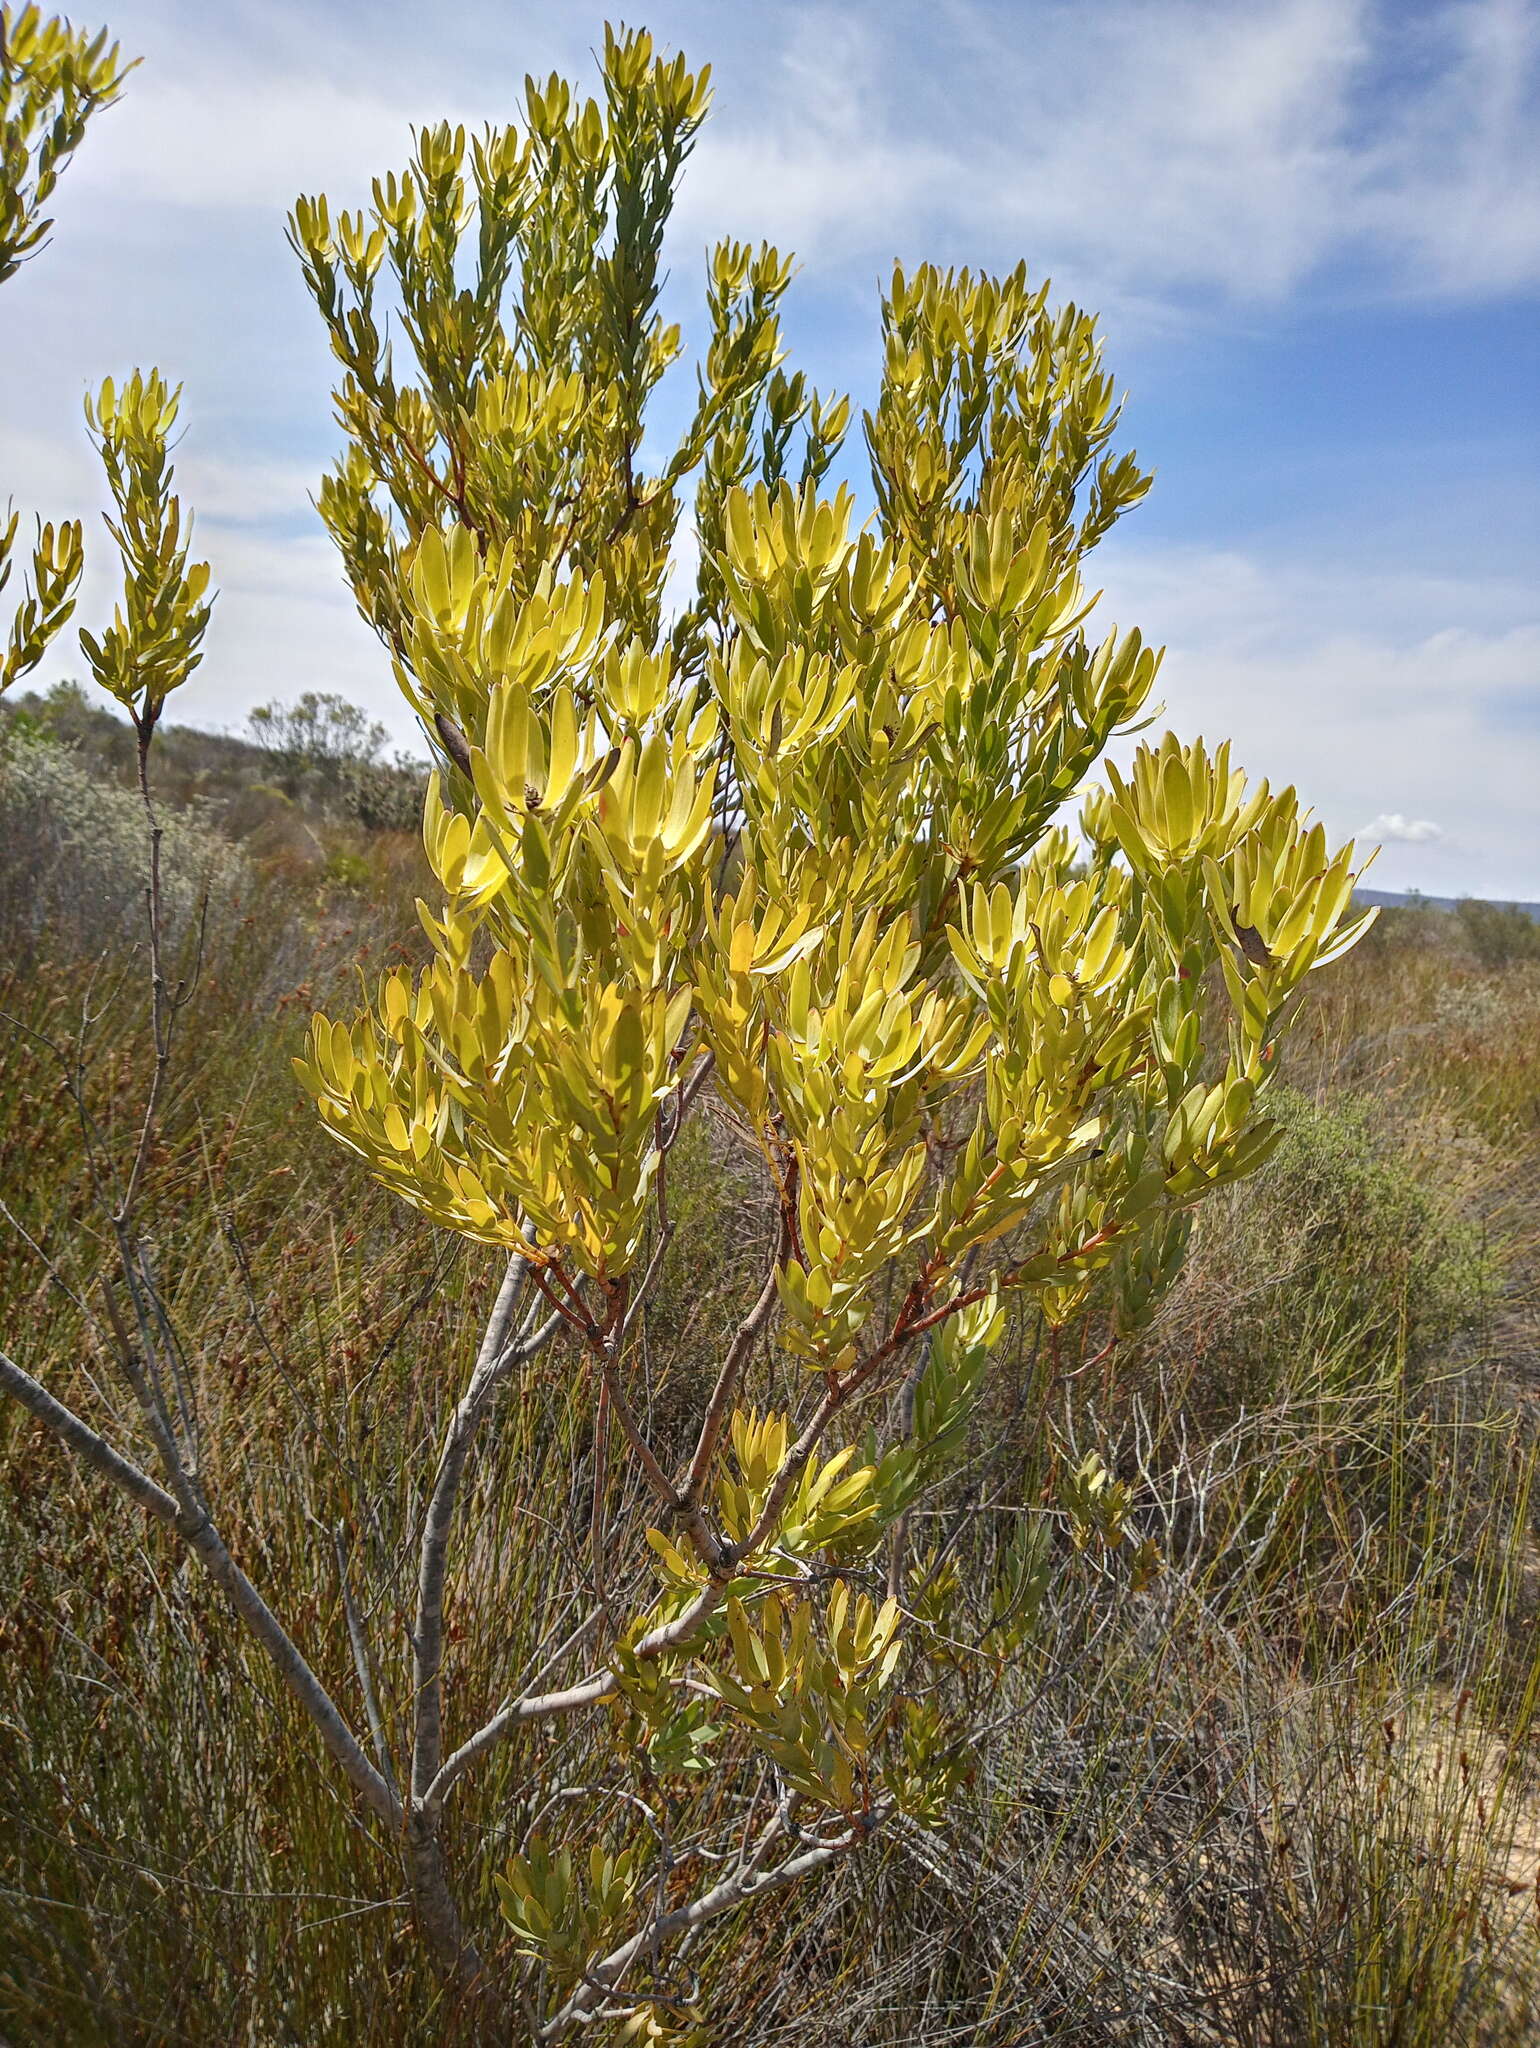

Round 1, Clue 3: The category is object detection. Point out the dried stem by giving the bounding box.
[411,1253,546,1804]
[539,1806,890,2039]
[334,1519,397,1798]
[680,1209,790,1510]
[0,1347,400,1830]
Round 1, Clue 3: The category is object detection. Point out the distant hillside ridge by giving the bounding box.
[1355,888,1540,921]
[4,688,1536,927]
[0,681,428,841]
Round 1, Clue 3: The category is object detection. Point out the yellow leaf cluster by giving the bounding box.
[291,25,1373,1362]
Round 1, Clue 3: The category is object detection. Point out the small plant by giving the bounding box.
[0,18,1381,2041]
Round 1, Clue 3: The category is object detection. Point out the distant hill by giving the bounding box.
[1355,888,1540,921]
[0,681,426,839]
[5,687,1537,926]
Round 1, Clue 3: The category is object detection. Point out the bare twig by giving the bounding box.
[334,1519,397,1798]
[680,1210,789,1511]
[0,1347,400,1830]
[115,734,174,1225]
[539,1805,890,2039]
[421,1605,607,1815]
[411,1253,542,1804]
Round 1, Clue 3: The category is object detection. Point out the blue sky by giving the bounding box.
[3,0,1537,894]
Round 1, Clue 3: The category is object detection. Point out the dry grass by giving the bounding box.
[3,741,1540,2046]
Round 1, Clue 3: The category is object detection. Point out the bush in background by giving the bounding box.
[0,726,245,957]
[1458,896,1540,971]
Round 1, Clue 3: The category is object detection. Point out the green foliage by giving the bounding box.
[496,1834,648,1978]
[705,1583,905,1812]
[2,368,214,733]
[286,25,833,666]
[278,21,1380,2019]
[1265,1088,1489,1346]
[0,0,132,284]
[79,370,213,738]
[1,7,132,696]
[1457,895,1540,970]
[1,508,82,692]
[1160,1084,1493,1432]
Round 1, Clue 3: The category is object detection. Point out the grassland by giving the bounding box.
[2,705,1539,2046]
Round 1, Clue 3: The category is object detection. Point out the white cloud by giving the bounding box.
[1094,539,1540,896]
[1359,813,1447,844]
[1,0,1535,895]
[959,0,1372,301]
[1354,0,1540,296]
[68,73,422,216]
[675,0,1540,306]
[41,0,1539,312]
[675,10,952,272]
[170,529,394,737]
[2,424,317,532]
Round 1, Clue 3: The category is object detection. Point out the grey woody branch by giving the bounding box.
[0,1347,400,1829]
[539,1806,890,2039]
[410,1254,565,1805]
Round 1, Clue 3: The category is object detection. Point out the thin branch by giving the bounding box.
[0,1347,179,1523]
[598,1355,680,1515]
[334,1519,397,1799]
[115,732,172,1225]
[617,1223,674,1345]
[539,1806,890,2039]
[662,1046,715,1146]
[421,1606,606,1813]
[600,1349,728,1572]
[410,1252,534,1804]
[0,1348,400,1829]
[421,1577,738,1809]
[0,1194,102,1334]
[99,1274,206,1532]
[589,1362,615,1619]
[679,1208,789,1510]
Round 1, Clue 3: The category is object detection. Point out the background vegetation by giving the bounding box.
[3,703,1538,2046]
[4,12,1538,2041]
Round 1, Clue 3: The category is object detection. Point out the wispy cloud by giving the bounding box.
[1359,812,1447,844]
[676,0,1540,307]
[68,72,422,216]
[0,0,1534,894]
[1354,0,1540,296]
[42,0,1540,311]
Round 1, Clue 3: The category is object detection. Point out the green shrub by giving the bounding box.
[0,728,246,959]
[1137,1084,1491,1439]
[248,690,426,832]
[1259,1087,1486,1346]
[1457,897,1540,970]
